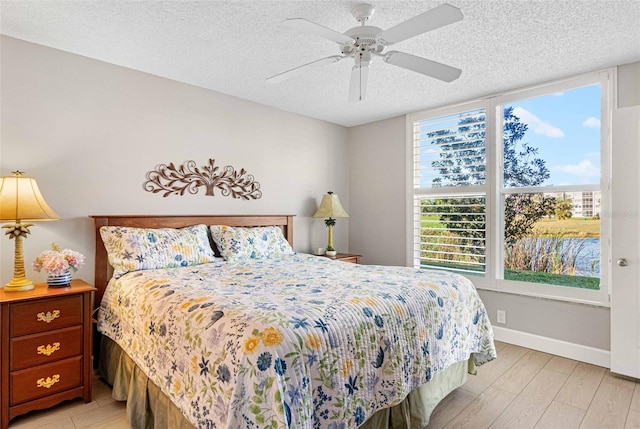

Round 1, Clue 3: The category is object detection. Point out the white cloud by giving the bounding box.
[584,151,600,161]
[582,117,601,129]
[513,107,565,138]
[552,160,600,177]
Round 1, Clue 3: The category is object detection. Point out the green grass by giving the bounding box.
[421,263,599,289]
[420,214,447,229]
[532,218,600,238]
[504,269,599,289]
[422,214,600,238]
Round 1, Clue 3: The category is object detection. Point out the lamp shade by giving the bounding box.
[0,172,59,221]
[313,192,349,218]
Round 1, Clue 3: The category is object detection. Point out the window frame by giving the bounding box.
[407,99,494,289]
[406,70,611,306]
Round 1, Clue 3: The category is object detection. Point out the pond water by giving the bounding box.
[574,238,600,277]
[512,237,601,277]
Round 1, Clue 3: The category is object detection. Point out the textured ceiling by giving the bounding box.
[1,1,639,127]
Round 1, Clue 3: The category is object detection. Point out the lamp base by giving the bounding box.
[4,277,35,292]
[3,220,36,292]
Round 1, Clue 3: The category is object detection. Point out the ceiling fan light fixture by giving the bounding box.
[355,51,372,67]
[270,3,464,99]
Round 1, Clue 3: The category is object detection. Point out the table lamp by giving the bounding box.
[0,171,59,291]
[313,191,349,257]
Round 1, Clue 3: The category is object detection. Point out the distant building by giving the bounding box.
[548,191,601,217]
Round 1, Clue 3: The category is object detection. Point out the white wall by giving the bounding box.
[0,36,350,285]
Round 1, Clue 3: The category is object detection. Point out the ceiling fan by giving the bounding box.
[266,3,464,102]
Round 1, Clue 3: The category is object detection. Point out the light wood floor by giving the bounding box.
[8,341,640,429]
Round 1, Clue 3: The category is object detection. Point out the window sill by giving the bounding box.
[472,278,610,308]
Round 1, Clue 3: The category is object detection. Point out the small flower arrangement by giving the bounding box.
[33,243,85,276]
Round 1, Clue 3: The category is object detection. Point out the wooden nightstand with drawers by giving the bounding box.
[325,253,362,264]
[0,279,96,429]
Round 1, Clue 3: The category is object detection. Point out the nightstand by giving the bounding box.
[324,253,362,264]
[0,279,96,429]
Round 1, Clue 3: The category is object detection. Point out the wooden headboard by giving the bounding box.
[90,214,294,307]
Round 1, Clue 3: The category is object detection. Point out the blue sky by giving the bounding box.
[507,84,601,187]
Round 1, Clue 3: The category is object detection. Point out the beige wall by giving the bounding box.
[348,116,406,266]
[0,36,350,285]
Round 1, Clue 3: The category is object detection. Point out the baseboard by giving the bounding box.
[492,326,610,368]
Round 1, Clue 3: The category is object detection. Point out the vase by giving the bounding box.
[47,271,72,288]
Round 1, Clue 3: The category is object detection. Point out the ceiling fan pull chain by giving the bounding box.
[359,55,363,101]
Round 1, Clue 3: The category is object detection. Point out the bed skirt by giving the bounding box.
[98,336,472,429]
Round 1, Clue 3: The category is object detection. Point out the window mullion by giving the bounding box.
[487,99,500,286]
[413,185,488,197]
[598,70,611,303]
[502,184,601,194]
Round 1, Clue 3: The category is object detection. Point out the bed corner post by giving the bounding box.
[286,215,294,247]
[93,216,108,308]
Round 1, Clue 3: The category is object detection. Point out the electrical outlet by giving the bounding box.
[497,310,507,324]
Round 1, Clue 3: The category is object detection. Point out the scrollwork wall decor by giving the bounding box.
[143,159,262,200]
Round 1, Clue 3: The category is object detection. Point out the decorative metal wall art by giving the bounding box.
[143,159,262,199]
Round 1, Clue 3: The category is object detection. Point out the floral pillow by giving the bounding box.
[210,225,294,261]
[100,224,216,278]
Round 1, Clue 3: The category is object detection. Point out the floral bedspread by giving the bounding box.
[98,254,495,428]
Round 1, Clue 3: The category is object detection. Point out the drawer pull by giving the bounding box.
[36,374,60,389]
[37,342,61,356]
[37,310,61,323]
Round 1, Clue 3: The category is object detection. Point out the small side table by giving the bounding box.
[0,279,96,429]
[323,253,362,264]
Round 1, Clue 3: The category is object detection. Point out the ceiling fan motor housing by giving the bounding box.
[344,26,382,46]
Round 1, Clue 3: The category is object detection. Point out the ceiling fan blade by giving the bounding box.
[376,3,463,46]
[284,18,355,45]
[348,64,369,103]
[266,55,344,83]
[384,51,461,82]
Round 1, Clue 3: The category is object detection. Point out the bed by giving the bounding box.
[91,214,496,429]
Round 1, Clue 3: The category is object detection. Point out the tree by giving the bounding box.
[555,198,573,220]
[504,193,556,245]
[426,106,550,250]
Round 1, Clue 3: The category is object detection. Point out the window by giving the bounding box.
[416,196,486,275]
[411,104,488,277]
[408,72,610,304]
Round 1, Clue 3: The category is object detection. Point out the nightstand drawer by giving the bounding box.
[10,295,83,337]
[10,356,83,405]
[10,326,83,371]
